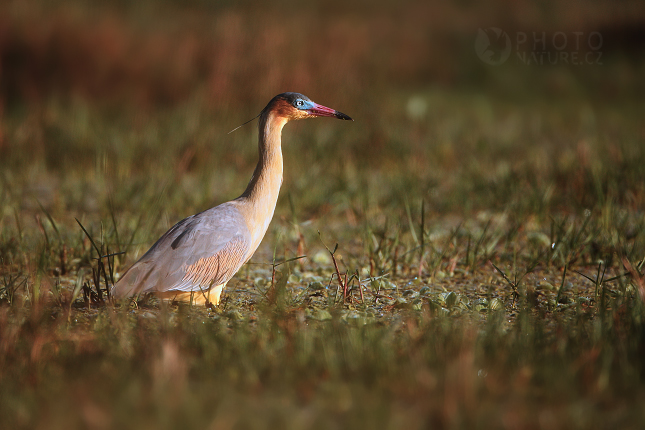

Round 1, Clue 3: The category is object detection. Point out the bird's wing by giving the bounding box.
[112,202,252,298]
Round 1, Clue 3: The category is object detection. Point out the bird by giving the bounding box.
[111,92,352,305]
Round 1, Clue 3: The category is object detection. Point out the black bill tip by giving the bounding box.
[334,111,353,121]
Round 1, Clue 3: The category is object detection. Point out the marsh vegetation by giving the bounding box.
[1,0,645,428]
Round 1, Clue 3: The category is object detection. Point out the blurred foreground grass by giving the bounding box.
[1,296,644,429]
[1,0,645,429]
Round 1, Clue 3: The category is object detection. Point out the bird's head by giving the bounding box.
[264,92,353,122]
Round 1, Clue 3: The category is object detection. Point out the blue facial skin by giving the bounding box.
[293,99,315,110]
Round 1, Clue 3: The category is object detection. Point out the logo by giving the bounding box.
[475,29,603,66]
[475,27,512,65]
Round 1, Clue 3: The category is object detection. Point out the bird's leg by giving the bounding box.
[154,284,226,306]
[206,283,226,306]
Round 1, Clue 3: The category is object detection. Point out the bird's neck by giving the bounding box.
[237,111,287,251]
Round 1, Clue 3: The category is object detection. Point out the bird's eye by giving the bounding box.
[296,100,304,107]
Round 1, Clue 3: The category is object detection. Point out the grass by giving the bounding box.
[1,92,644,428]
[2,0,645,428]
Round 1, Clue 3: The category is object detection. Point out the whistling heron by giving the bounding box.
[112,93,352,305]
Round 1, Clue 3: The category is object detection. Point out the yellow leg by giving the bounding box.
[154,283,227,306]
[206,283,226,305]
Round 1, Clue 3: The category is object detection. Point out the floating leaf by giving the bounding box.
[489,298,503,311]
[308,281,325,291]
[445,292,458,308]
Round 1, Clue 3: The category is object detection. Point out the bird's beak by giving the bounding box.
[308,103,353,121]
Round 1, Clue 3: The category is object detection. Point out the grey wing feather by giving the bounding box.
[112,202,251,298]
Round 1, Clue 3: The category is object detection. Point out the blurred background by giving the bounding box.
[0,0,644,254]
[2,0,644,107]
